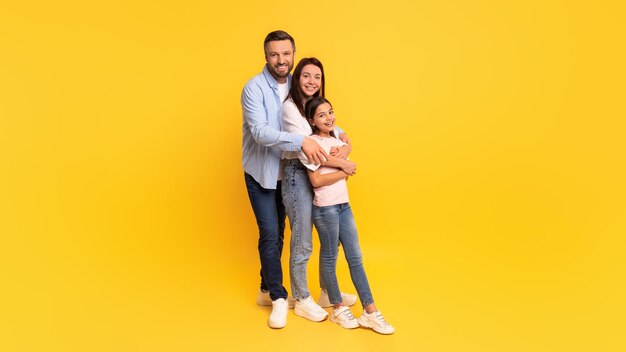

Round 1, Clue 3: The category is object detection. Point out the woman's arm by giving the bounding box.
[308,169,349,188]
[331,132,352,159]
[337,132,351,146]
[281,100,309,135]
[282,100,327,164]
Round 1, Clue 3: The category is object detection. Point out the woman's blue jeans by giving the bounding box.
[282,159,315,299]
[313,203,374,307]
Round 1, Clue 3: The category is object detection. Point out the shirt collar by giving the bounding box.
[263,64,291,89]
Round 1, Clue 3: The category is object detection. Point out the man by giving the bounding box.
[241,30,327,329]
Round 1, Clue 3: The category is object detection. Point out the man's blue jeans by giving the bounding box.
[244,172,288,301]
[313,202,374,307]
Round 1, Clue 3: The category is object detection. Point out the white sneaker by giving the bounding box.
[294,296,328,322]
[357,310,395,335]
[330,306,359,329]
[268,298,288,329]
[318,289,357,308]
[257,289,296,308]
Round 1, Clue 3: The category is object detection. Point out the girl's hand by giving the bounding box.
[341,160,357,176]
[330,145,351,159]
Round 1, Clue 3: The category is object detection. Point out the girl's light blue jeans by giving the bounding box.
[313,202,374,307]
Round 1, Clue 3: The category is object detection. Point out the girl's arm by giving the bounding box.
[321,156,356,175]
[308,169,349,188]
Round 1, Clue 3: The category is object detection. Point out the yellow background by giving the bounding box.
[1,1,625,351]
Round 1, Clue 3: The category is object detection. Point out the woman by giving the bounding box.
[281,58,357,322]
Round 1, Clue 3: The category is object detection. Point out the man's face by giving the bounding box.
[264,39,294,83]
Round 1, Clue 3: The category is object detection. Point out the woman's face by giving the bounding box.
[299,64,322,98]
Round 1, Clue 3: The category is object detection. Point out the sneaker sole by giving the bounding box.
[357,316,394,335]
[268,322,286,329]
[294,308,328,322]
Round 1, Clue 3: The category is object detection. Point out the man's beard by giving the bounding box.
[269,63,292,79]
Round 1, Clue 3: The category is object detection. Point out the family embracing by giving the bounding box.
[241,30,394,335]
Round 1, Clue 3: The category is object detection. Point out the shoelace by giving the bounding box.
[374,312,390,326]
[338,307,356,320]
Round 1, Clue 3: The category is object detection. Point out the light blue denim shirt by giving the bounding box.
[241,65,303,189]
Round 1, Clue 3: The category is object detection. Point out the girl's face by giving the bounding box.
[299,64,322,97]
[309,103,335,136]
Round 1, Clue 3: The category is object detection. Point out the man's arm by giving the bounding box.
[308,169,349,188]
[302,137,328,165]
[241,84,302,151]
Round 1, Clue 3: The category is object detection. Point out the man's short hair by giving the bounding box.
[264,30,296,54]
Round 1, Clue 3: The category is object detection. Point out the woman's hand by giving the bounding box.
[330,145,351,159]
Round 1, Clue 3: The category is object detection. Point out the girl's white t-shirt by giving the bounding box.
[301,135,349,207]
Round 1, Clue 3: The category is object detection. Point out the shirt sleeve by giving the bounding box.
[282,98,345,137]
[300,135,348,171]
[241,83,304,152]
[281,100,309,135]
[281,100,315,164]
[299,150,321,171]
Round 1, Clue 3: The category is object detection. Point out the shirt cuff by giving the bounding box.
[290,134,305,152]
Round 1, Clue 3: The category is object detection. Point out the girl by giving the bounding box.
[302,96,395,334]
[278,57,357,322]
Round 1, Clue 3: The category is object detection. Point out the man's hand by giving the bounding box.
[330,145,351,159]
[302,137,328,165]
